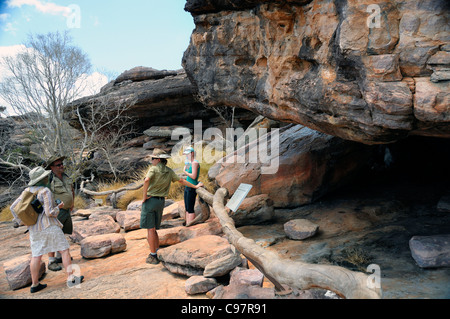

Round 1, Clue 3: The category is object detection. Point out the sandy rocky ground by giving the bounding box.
[0,176,449,300]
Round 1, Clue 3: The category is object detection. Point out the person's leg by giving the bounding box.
[30,255,47,293]
[48,251,62,271]
[185,187,196,226]
[146,227,160,264]
[147,228,159,253]
[60,249,84,287]
[30,255,43,286]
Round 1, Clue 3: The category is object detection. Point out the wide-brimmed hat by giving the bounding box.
[28,167,51,186]
[151,148,171,159]
[45,155,66,169]
[183,146,195,155]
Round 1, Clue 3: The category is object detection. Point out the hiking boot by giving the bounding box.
[30,283,47,293]
[146,254,160,264]
[48,261,62,271]
[67,275,84,288]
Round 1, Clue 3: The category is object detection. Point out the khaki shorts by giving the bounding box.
[140,197,165,229]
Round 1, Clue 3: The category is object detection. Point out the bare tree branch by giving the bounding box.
[197,187,382,299]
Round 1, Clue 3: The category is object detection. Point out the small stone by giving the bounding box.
[284,219,319,240]
[185,276,218,295]
[409,235,450,268]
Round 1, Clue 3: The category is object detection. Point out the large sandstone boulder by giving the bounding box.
[158,235,242,277]
[409,235,450,268]
[183,0,450,144]
[158,218,223,246]
[80,233,127,259]
[70,215,121,243]
[3,254,46,290]
[210,124,374,208]
[116,211,141,231]
[64,68,213,133]
[228,194,274,226]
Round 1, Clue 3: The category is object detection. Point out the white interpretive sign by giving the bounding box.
[226,183,253,212]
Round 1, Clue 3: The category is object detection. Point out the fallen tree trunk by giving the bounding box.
[197,187,381,299]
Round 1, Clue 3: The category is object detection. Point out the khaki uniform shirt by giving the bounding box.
[49,173,74,210]
[146,163,180,197]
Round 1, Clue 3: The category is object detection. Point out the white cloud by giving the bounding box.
[0,13,10,21]
[7,0,72,17]
[3,22,18,35]
[77,72,109,97]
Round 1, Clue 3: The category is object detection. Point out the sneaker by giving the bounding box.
[30,283,47,293]
[146,254,160,264]
[67,275,84,288]
[48,261,62,271]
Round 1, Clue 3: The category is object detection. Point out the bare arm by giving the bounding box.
[178,178,203,189]
[142,177,151,203]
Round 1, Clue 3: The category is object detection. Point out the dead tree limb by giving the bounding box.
[80,175,143,208]
[197,187,381,299]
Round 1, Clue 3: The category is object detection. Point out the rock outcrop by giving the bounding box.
[182,0,450,144]
[65,66,257,134]
[210,124,375,208]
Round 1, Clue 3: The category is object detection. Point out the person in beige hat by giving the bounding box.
[141,149,204,264]
[45,155,75,271]
[10,167,83,293]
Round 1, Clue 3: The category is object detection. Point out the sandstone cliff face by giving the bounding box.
[65,67,212,133]
[182,0,450,144]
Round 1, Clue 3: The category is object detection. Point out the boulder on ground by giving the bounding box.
[70,215,120,243]
[80,233,127,259]
[116,210,141,231]
[211,125,374,208]
[409,235,450,268]
[229,194,274,226]
[185,275,218,295]
[159,218,223,246]
[284,219,319,240]
[158,235,242,277]
[3,254,45,290]
[229,267,265,287]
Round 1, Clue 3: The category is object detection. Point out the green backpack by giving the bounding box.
[15,189,43,226]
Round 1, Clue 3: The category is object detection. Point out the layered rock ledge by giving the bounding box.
[183,0,450,144]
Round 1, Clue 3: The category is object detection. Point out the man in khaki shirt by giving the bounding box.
[45,155,74,271]
[142,149,203,264]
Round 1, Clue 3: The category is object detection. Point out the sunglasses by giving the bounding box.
[53,163,64,167]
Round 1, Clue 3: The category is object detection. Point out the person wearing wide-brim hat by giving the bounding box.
[44,155,66,170]
[141,148,204,264]
[10,167,83,293]
[44,155,75,271]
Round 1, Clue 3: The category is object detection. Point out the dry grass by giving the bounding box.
[0,206,13,222]
[340,247,373,271]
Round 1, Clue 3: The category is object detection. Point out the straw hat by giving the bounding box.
[45,155,66,169]
[151,148,171,159]
[28,167,51,186]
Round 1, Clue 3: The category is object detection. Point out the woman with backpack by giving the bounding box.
[10,166,83,293]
